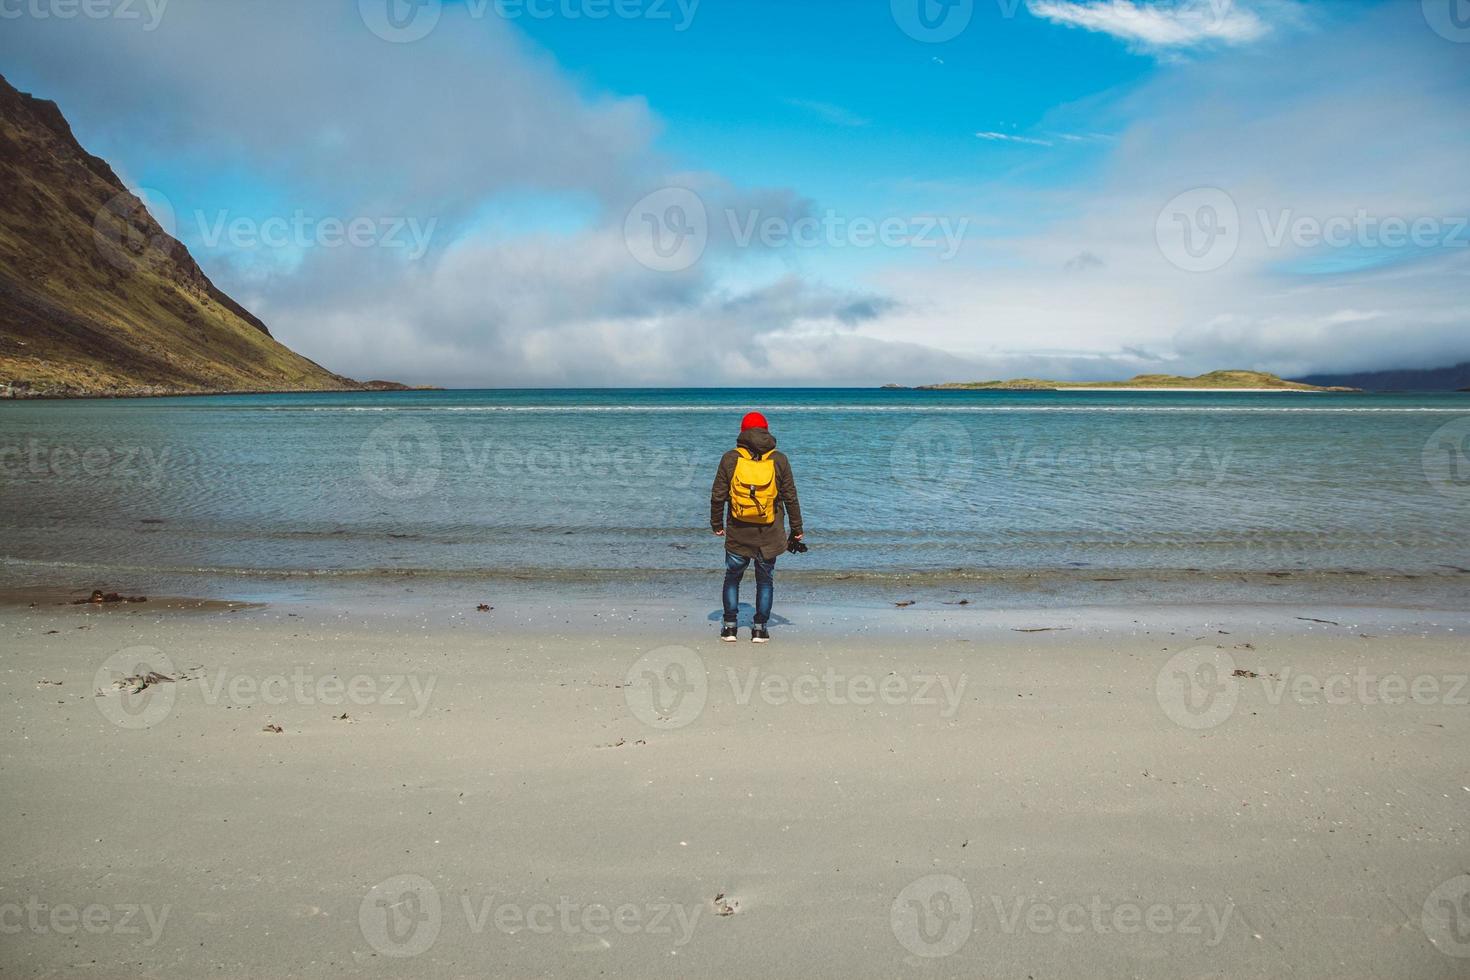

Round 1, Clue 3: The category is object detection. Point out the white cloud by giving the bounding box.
[861,4,1470,380]
[975,131,1054,146]
[0,1,658,228]
[1027,0,1288,51]
[1,0,1462,386]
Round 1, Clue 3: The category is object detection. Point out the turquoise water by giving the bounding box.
[1,388,1467,597]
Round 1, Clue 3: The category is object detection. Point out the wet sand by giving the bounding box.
[1,598,1468,978]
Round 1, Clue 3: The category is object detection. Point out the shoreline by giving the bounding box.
[0,383,434,401]
[3,564,1467,621]
[4,576,1467,643]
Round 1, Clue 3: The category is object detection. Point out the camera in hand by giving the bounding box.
[786,534,808,554]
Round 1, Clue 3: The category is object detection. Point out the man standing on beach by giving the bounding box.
[711,412,803,643]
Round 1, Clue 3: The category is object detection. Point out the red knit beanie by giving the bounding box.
[740,412,768,431]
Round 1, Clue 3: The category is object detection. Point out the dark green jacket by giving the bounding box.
[710,427,803,560]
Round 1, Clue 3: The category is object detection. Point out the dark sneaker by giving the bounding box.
[720,622,738,642]
[751,625,770,644]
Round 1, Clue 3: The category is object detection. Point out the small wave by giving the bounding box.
[221,405,1464,415]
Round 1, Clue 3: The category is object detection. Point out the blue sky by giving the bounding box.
[516,0,1147,186]
[1,0,1466,385]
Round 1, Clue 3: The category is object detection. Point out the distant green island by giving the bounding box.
[898,370,1359,392]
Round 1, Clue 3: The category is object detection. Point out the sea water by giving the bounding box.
[1,388,1467,601]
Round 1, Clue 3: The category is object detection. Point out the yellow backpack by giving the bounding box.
[730,447,778,524]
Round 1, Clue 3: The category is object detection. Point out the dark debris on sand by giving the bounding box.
[73,590,147,605]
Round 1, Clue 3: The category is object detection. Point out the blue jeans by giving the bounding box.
[723,551,776,624]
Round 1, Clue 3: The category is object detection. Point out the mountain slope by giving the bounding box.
[0,74,361,397]
[1293,362,1470,392]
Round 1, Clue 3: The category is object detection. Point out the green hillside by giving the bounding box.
[919,370,1356,392]
[0,74,362,397]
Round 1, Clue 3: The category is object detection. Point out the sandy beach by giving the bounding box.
[5,1,1468,977]
[3,595,1468,978]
